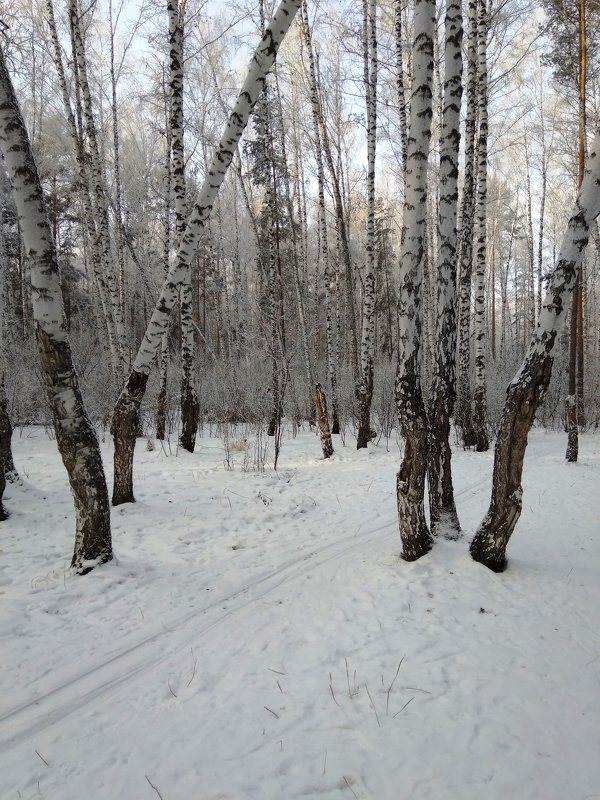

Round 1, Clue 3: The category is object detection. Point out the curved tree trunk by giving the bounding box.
[0,49,112,572]
[471,130,600,572]
[427,0,463,537]
[395,0,436,562]
[112,0,301,503]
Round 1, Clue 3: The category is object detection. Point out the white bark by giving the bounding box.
[427,0,463,536]
[395,0,436,561]
[0,47,112,571]
[472,0,489,451]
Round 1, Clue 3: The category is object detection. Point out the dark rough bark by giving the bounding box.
[180,379,200,452]
[112,370,149,505]
[397,427,433,561]
[0,372,17,483]
[315,383,334,458]
[356,358,374,449]
[0,375,8,517]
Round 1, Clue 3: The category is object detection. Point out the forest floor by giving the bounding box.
[0,424,599,800]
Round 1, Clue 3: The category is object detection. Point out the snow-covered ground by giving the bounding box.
[1,425,599,800]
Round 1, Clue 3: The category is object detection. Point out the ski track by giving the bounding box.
[0,469,496,754]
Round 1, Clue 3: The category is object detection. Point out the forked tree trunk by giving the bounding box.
[112,0,301,504]
[395,0,436,562]
[427,0,463,537]
[470,130,600,572]
[0,50,112,571]
[315,384,334,458]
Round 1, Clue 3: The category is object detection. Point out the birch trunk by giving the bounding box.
[395,0,436,562]
[46,0,120,380]
[300,2,359,379]
[394,0,408,173]
[455,0,478,447]
[427,0,463,537]
[472,0,489,452]
[315,384,334,458]
[68,0,127,383]
[470,130,600,572]
[300,1,339,431]
[0,49,112,572]
[356,0,378,449]
[167,0,200,453]
[112,0,301,504]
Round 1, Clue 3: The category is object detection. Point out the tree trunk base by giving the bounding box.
[112,370,149,506]
[565,395,578,462]
[315,383,334,458]
[180,382,200,453]
[397,429,433,562]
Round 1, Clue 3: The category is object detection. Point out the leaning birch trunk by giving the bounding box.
[0,50,112,571]
[470,130,600,572]
[395,0,436,562]
[112,0,301,505]
[356,0,378,450]
[455,0,478,447]
[427,0,463,537]
[471,0,489,452]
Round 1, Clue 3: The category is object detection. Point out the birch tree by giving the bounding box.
[472,0,489,452]
[470,129,600,572]
[395,0,436,561]
[0,47,112,572]
[427,0,463,537]
[112,0,302,505]
[356,0,378,449]
[455,0,478,447]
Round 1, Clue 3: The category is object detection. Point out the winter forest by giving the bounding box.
[0,0,599,798]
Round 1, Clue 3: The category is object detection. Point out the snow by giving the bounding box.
[1,426,599,800]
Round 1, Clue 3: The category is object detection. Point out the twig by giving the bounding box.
[322,749,328,775]
[343,776,360,800]
[365,682,381,727]
[268,667,285,675]
[393,696,415,718]
[186,648,197,687]
[264,705,279,718]
[277,680,284,693]
[167,679,178,698]
[402,686,432,694]
[34,749,49,767]
[386,656,405,715]
[145,775,165,800]
[345,657,352,697]
[329,672,341,706]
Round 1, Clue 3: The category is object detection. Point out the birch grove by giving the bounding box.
[0,0,599,573]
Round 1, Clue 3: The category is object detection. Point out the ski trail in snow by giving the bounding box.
[0,471,494,754]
